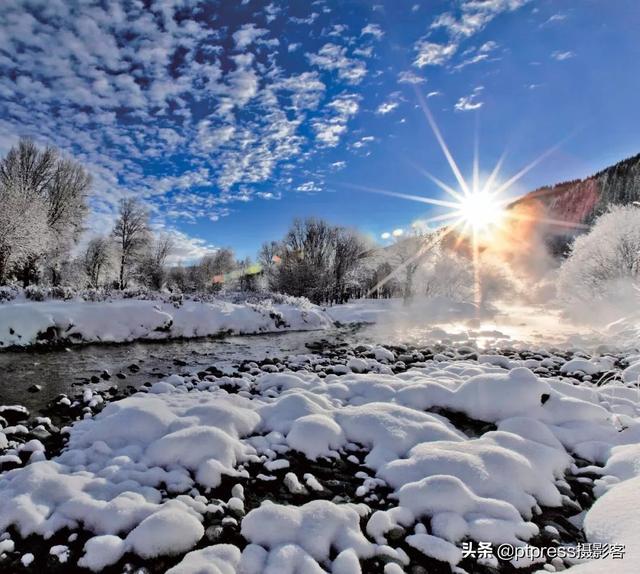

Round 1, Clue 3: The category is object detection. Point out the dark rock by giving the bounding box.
[0,405,29,425]
[387,526,406,542]
[28,384,42,393]
[205,525,224,542]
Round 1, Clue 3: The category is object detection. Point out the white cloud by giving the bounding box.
[380,231,391,239]
[398,70,426,84]
[392,228,404,237]
[415,0,529,69]
[427,90,442,98]
[431,0,530,39]
[307,43,367,84]
[264,3,281,23]
[453,40,500,70]
[163,229,219,264]
[312,94,360,147]
[455,90,484,112]
[552,50,575,61]
[296,181,322,192]
[376,101,399,115]
[414,40,458,67]
[542,13,567,26]
[352,135,375,149]
[233,23,269,49]
[361,23,384,39]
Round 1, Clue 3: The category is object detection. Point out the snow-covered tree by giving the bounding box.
[0,139,90,285]
[83,237,112,288]
[558,205,640,301]
[0,179,49,284]
[112,198,151,290]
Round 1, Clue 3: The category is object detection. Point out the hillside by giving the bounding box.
[509,153,640,253]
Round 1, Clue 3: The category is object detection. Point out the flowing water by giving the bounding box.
[0,330,341,413]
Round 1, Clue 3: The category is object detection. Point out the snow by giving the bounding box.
[126,506,204,559]
[405,532,462,566]
[286,414,345,460]
[2,324,640,571]
[566,476,640,573]
[241,500,376,563]
[166,544,241,574]
[79,535,126,571]
[0,296,333,348]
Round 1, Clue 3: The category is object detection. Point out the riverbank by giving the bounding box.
[0,295,333,350]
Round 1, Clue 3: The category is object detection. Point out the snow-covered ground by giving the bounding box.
[2,321,640,572]
[0,297,332,348]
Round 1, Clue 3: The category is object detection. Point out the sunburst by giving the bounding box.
[345,90,589,309]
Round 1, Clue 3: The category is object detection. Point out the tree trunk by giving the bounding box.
[119,254,126,290]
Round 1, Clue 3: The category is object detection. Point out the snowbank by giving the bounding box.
[0,297,332,348]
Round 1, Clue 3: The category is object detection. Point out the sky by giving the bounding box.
[1,0,639,262]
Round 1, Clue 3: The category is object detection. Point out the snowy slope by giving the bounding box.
[0,298,333,348]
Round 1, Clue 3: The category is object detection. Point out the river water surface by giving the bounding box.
[0,330,346,413]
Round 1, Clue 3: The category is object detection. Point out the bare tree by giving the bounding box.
[258,240,282,290]
[390,235,421,302]
[137,233,175,291]
[46,158,91,283]
[196,249,235,292]
[262,218,370,304]
[83,237,112,288]
[112,198,150,290]
[332,228,368,303]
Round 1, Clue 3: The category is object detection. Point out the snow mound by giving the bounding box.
[126,506,204,559]
[241,500,375,564]
[167,544,241,574]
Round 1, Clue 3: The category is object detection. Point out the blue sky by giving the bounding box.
[1,0,638,261]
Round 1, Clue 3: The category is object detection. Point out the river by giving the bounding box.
[0,329,348,413]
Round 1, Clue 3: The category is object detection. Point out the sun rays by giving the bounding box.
[348,94,588,308]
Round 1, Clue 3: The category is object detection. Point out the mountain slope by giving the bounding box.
[511,153,640,226]
[508,153,640,255]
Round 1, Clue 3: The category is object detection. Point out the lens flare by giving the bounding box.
[457,189,505,235]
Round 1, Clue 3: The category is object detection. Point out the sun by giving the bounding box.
[456,189,506,236]
[345,90,589,307]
